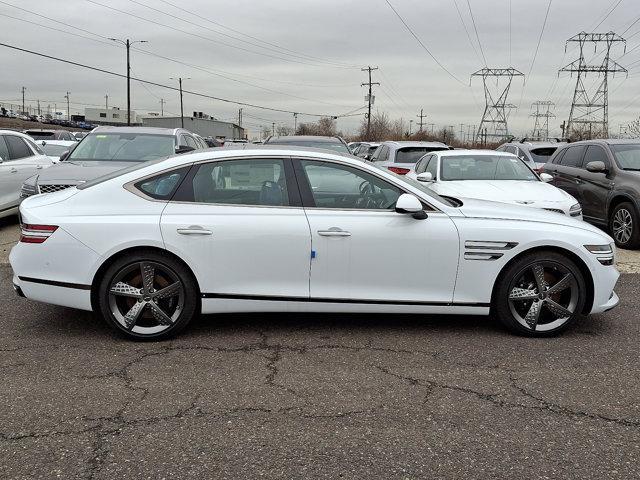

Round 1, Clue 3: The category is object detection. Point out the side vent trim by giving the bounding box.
[464,240,518,261]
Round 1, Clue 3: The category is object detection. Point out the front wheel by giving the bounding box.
[609,202,640,249]
[97,251,198,341]
[493,251,587,337]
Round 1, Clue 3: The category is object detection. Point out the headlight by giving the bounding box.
[569,203,582,217]
[584,244,615,266]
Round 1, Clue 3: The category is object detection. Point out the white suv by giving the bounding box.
[369,141,450,175]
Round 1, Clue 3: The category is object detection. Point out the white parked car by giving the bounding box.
[10,146,618,340]
[407,150,583,219]
[36,140,78,163]
[0,130,55,219]
[369,141,450,175]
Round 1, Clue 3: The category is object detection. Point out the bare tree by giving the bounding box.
[276,125,293,136]
[296,117,339,136]
[261,126,272,140]
[626,116,640,138]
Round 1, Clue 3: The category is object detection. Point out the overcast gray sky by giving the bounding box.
[1,0,639,138]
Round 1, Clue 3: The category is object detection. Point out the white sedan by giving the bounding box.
[10,147,619,340]
[407,150,583,219]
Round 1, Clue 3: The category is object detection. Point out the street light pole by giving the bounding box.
[109,38,147,125]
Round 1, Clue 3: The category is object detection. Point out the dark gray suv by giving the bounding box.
[542,140,640,248]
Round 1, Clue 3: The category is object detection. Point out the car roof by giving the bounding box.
[382,141,448,148]
[36,139,77,145]
[435,149,515,157]
[91,125,183,136]
[218,143,356,159]
[0,130,41,140]
[266,135,343,143]
[565,139,640,146]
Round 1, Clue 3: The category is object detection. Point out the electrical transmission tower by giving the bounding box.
[471,68,524,142]
[416,108,426,132]
[530,101,555,140]
[560,32,627,139]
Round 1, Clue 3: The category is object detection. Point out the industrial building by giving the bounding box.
[141,112,245,139]
[84,107,138,125]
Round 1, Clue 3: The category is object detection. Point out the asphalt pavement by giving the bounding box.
[1,264,639,479]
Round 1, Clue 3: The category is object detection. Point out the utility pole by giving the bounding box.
[238,108,243,128]
[272,122,276,136]
[560,32,626,139]
[105,94,109,112]
[361,66,379,140]
[37,99,40,116]
[109,38,147,125]
[409,119,413,136]
[560,120,566,138]
[64,91,70,121]
[293,113,298,133]
[416,108,426,131]
[169,77,189,128]
[159,98,165,116]
[459,123,465,142]
[530,100,555,140]
[21,86,26,115]
[471,67,524,142]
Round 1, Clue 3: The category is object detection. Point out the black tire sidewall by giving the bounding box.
[609,202,640,249]
[493,251,587,337]
[97,251,198,341]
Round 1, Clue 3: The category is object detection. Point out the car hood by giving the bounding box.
[434,180,572,203]
[33,160,139,183]
[453,196,611,239]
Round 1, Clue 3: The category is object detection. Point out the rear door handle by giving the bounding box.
[177,227,212,236]
[10,168,17,173]
[36,165,43,169]
[318,228,351,237]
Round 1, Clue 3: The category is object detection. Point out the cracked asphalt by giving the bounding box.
[1,265,640,479]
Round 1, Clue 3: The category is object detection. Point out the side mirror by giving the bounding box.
[586,161,606,173]
[416,172,434,182]
[539,172,553,182]
[395,193,427,219]
[175,145,195,154]
[59,150,70,161]
[0,156,3,163]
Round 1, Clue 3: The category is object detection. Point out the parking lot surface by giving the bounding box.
[1,264,639,479]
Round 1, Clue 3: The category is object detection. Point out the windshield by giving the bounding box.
[41,144,71,156]
[27,131,56,140]
[440,155,537,181]
[268,140,350,154]
[529,147,558,163]
[372,164,456,207]
[396,147,447,164]
[612,144,640,170]
[69,133,175,161]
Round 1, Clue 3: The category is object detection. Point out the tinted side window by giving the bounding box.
[370,146,382,161]
[426,157,438,178]
[300,160,402,210]
[415,155,430,174]
[559,146,586,168]
[583,145,610,169]
[135,167,190,200]
[189,159,289,206]
[377,146,389,162]
[0,136,10,161]
[5,135,33,160]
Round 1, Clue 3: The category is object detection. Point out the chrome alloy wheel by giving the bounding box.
[612,208,633,245]
[108,261,185,335]
[507,261,579,332]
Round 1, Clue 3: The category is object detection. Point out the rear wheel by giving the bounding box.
[609,202,640,249]
[493,251,586,337]
[97,251,198,341]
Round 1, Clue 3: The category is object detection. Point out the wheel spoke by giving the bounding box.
[531,264,547,292]
[547,273,574,296]
[149,302,173,326]
[524,300,542,329]
[544,299,572,319]
[152,282,182,300]
[140,262,155,294]
[110,282,142,298]
[124,301,146,329]
[509,287,539,300]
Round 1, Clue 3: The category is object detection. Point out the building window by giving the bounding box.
[113,113,120,119]
[99,113,106,118]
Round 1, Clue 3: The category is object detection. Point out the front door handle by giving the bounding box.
[177,227,213,236]
[10,167,17,173]
[36,165,43,169]
[318,228,351,237]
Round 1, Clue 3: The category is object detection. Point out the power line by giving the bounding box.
[526,0,553,79]
[0,42,358,118]
[84,0,356,70]
[465,0,488,66]
[591,0,624,31]
[451,0,482,65]
[383,0,467,85]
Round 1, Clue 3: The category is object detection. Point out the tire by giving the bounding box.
[493,251,587,337]
[609,202,640,249]
[97,250,198,341]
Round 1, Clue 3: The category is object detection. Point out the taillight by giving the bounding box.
[388,166,410,175]
[20,224,58,243]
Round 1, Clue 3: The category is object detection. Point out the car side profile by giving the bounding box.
[543,140,640,249]
[407,150,583,218]
[10,146,619,341]
[497,139,566,172]
[0,130,54,218]
[369,141,450,175]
